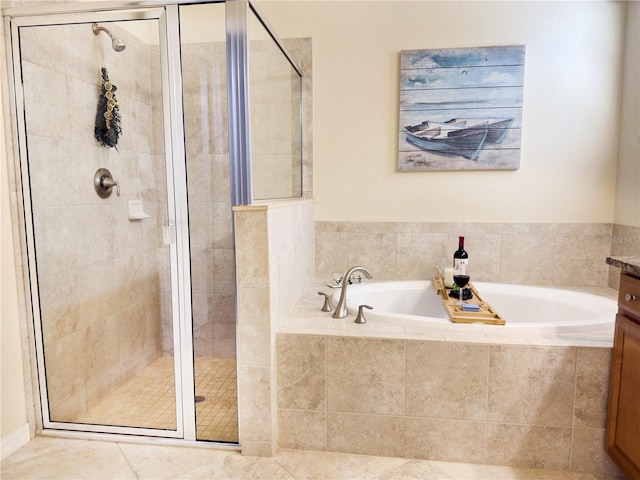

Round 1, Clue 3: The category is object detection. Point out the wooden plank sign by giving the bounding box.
[399,45,525,171]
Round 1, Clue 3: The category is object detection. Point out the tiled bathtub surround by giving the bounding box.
[276,334,622,476]
[315,222,616,286]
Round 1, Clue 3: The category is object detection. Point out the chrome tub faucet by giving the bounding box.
[332,266,373,318]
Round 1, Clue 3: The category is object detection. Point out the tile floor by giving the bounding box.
[0,435,626,480]
[73,356,238,442]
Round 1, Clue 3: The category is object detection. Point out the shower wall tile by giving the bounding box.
[213,249,236,294]
[186,154,212,203]
[38,270,81,345]
[191,250,214,295]
[212,154,231,202]
[66,76,97,142]
[84,314,122,407]
[212,202,234,249]
[45,330,86,414]
[22,61,69,139]
[211,294,235,323]
[137,152,156,202]
[19,25,67,73]
[188,202,212,250]
[283,38,313,200]
[488,345,576,427]
[117,304,148,368]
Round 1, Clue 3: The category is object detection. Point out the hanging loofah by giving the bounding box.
[94,67,122,148]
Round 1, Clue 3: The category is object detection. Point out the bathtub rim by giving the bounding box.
[337,279,616,334]
[280,281,617,348]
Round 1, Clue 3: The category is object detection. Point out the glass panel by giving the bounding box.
[248,10,303,200]
[179,3,238,443]
[19,18,177,431]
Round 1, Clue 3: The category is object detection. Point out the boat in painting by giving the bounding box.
[444,117,514,144]
[404,117,514,161]
[404,121,489,161]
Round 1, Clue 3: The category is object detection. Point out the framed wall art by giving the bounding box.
[398,45,525,171]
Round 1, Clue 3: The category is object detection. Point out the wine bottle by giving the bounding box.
[453,236,469,275]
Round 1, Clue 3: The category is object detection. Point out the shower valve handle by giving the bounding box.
[101,177,120,197]
[94,168,120,198]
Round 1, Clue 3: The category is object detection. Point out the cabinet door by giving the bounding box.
[606,313,640,479]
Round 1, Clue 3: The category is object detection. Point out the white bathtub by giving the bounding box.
[333,280,617,335]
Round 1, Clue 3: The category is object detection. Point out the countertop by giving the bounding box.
[606,256,640,276]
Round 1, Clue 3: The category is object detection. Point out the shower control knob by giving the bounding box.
[624,293,636,302]
[94,168,120,198]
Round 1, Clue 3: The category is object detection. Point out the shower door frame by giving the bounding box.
[5,4,200,441]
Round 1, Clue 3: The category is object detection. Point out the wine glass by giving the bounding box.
[453,272,470,305]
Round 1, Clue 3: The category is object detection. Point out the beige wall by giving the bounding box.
[614,1,640,227]
[256,1,627,223]
[1,5,29,450]
[1,68,28,442]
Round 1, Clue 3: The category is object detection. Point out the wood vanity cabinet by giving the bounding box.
[606,271,640,480]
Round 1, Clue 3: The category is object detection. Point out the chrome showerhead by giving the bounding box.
[111,37,126,52]
[92,23,126,52]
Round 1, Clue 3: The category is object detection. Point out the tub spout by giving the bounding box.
[332,266,373,318]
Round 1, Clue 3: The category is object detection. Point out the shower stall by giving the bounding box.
[3,0,304,444]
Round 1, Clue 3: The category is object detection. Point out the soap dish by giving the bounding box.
[128,200,151,220]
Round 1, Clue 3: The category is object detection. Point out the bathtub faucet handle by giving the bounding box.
[332,266,373,319]
[355,304,373,324]
[317,292,333,312]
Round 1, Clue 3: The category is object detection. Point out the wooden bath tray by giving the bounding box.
[432,275,506,325]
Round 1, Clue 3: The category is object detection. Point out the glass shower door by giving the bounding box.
[179,3,238,443]
[12,9,185,436]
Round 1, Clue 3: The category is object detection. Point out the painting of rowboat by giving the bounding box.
[398,45,525,171]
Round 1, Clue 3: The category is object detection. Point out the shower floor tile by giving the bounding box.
[72,356,238,442]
